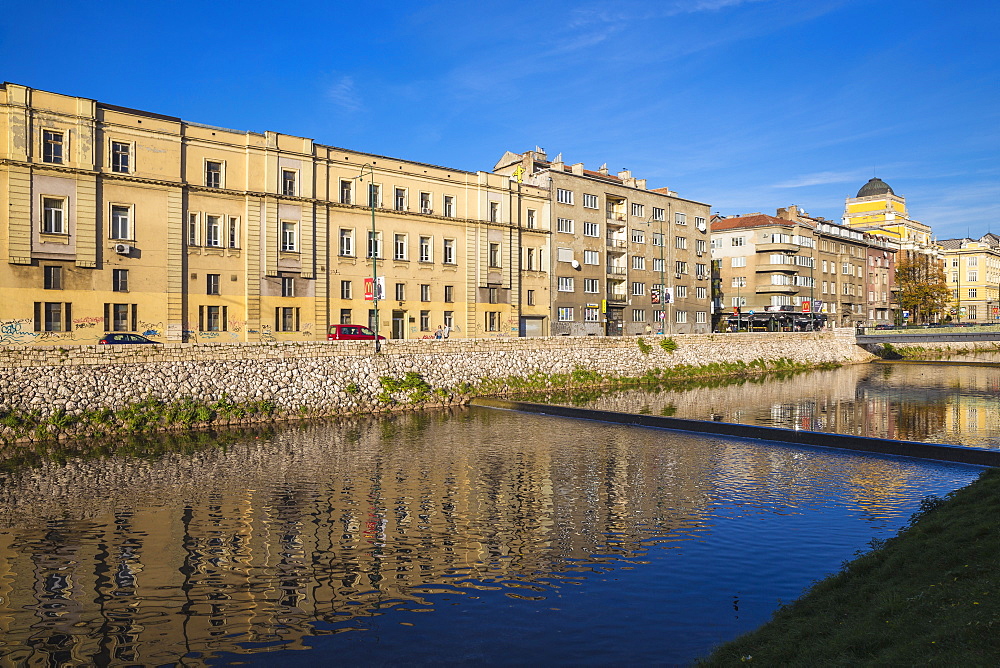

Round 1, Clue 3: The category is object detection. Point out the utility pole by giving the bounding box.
[360,163,380,352]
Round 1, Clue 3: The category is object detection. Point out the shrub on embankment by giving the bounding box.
[699,467,1000,666]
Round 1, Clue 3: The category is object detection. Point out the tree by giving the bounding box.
[895,254,950,323]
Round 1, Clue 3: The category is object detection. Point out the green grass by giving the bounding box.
[699,467,1000,666]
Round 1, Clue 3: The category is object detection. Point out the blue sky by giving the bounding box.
[3,0,997,239]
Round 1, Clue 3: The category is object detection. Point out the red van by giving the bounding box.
[328,324,386,341]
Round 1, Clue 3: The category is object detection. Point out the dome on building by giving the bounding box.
[857,177,894,198]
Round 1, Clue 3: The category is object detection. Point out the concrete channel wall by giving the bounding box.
[0,330,872,416]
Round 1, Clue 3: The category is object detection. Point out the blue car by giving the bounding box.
[98,333,162,345]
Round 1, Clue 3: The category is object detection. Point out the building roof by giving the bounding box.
[710,213,797,232]
[856,177,894,198]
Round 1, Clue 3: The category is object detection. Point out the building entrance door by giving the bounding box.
[605,309,623,336]
[391,311,406,339]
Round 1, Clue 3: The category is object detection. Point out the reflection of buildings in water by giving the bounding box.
[0,412,725,665]
[572,363,1000,447]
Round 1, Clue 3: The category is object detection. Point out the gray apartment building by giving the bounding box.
[495,149,712,336]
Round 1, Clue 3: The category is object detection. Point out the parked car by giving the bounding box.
[98,333,162,345]
[327,324,386,341]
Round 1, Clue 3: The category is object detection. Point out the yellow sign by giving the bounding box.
[511,165,525,183]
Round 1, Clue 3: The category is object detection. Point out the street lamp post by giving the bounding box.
[360,164,380,352]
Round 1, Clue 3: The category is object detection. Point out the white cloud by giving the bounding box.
[325,75,362,113]
[772,170,868,188]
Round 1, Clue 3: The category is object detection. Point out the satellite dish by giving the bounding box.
[570,260,580,269]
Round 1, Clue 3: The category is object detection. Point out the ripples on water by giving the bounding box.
[538,361,1000,448]
[0,408,983,666]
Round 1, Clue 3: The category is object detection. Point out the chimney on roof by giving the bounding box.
[776,205,797,220]
[599,163,608,176]
[636,178,646,190]
[570,162,584,176]
[551,153,564,170]
[533,146,546,160]
[617,169,631,180]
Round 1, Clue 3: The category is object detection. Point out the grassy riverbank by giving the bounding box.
[700,467,1000,666]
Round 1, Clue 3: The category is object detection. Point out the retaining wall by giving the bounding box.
[0,330,872,416]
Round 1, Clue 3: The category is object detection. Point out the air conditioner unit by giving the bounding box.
[114,243,132,255]
[674,272,682,279]
[696,250,703,256]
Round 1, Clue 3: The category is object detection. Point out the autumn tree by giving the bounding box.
[895,254,950,323]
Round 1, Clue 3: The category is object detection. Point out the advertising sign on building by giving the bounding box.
[363,277,385,301]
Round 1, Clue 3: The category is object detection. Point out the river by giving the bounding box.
[0,361,989,666]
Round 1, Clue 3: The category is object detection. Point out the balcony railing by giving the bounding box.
[606,266,627,276]
[606,293,627,304]
[606,238,627,249]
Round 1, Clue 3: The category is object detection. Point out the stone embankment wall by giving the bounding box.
[0,330,871,417]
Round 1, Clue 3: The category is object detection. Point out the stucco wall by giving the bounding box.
[0,330,871,417]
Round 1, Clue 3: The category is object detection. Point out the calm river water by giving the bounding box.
[0,362,989,666]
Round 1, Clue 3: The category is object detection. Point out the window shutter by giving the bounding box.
[64,303,72,332]
[33,302,41,332]
[198,306,204,332]
[132,304,138,332]
[104,303,110,332]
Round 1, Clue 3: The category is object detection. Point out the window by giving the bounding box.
[112,303,130,331]
[731,276,747,287]
[339,229,354,256]
[632,256,645,270]
[696,286,707,299]
[229,217,239,248]
[42,197,66,234]
[652,233,664,247]
[394,188,407,211]
[583,222,599,237]
[368,183,381,208]
[110,205,131,240]
[731,236,745,247]
[731,257,746,268]
[34,302,70,332]
[632,309,646,322]
[489,243,501,268]
[113,268,128,292]
[632,229,645,243]
[557,307,574,321]
[584,250,600,265]
[652,258,665,272]
[968,271,978,282]
[368,231,382,258]
[419,192,432,214]
[281,276,294,297]
[487,287,499,304]
[444,285,454,302]
[526,208,536,228]
[696,239,707,254]
[206,274,220,295]
[443,239,455,264]
[968,256,979,267]
[205,215,222,247]
[205,160,222,188]
[675,236,687,249]
[395,283,405,301]
[527,290,535,306]
[585,307,600,322]
[341,280,352,299]
[489,201,499,222]
[340,309,352,324]
[525,247,536,270]
[419,310,430,331]
[631,282,645,296]
[583,193,599,209]
[42,130,64,164]
[675,261,688,274]
[696,311,707,323]
[111,141,131,173]
[187,213,199,246]
[43,265,62,290]
[419,236,432,262]
[558,277,575,292]
[420,284,431,302]
[444,311,454,328]
[281,170,297,196]
[276,307,300,332]
[675,212,687,225]
[557,218,574,233]
[696,263,707,276]
[631,203,644,217]
[394,233,408,260]
[556,188,574,204]
[969,288,978,299]
[281,222,298,252]
[675,310,688,323]
[675,285,688,298]
[584,278,599,293]
[340,179,353,204]
[652,207,665,221]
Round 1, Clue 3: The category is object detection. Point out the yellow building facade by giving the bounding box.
[938,234,1000,323]
[0,83,550,345]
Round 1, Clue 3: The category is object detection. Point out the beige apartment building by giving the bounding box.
[711,208,895,329]
[495,149,712,335]
[938,234,1000,323]
[0,83,551,345]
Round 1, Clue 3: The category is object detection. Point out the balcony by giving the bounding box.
[756,242,800,253]
[607,266,627,277]
[755,284,799,294]
[606,238,627,249]
[606,292,627,304]
[756,264,799,273]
